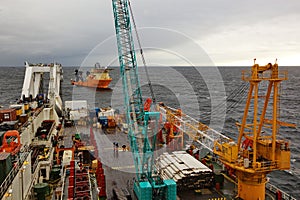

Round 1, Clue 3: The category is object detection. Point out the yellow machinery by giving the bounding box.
[214,60,295,200]
[159,60,295,200]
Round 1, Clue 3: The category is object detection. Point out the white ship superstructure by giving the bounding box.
[0,62,63,200]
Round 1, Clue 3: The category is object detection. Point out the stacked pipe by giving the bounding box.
[155,151,214,190]
[96,159,107,198]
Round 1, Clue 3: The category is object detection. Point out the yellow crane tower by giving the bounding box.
[214,60,295,200]
[158,60,295,200]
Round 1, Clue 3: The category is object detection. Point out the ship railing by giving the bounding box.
[33,104,45,117]
[246,160,282,172]
[0,147,31,199]
[46,121,56,141]
[266,182,296,200]
[25,161,41,200]
[25,147,55,200]
[237,159,279,172]
[41,120,56,142]
[159,105,230,152]
[31,139,52,147]
[32,146,55,173]
[31,155,39,173]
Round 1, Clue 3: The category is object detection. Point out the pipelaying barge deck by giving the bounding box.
[74,123,295,200]
[0,62,297,200]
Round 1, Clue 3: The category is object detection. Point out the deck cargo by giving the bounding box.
[0,108,17,122]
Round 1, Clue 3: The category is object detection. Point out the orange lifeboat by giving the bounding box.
[0,130,22,155]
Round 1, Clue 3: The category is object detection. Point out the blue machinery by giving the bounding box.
[111,0,176,199]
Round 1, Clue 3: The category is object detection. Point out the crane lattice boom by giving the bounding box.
[111,0,176,199]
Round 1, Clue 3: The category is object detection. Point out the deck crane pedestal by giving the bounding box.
[159,61,294,200]
[111,0,176,199]
[215,61,292,200]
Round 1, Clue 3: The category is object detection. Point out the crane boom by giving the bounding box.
[111,1,176,199]
[158,105,231,152]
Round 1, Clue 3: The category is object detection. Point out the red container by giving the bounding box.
[80,176,88,182]
[76,176,82,183]
[0,109,17,122]
[97,160,102,167]
[97,174,106,187]
[98,187,107,197]
[70,160,75,167]
[68,186,74,198]
[97,168,104,175]
[70,168,75,176]
[69,176,74,186]
[19,114,28,124]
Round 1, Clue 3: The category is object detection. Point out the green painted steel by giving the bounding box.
[134,181,152,200]
[111,0,176,199]
[33,183,50,200]
[112,0,145,179]
[0,152,12,185]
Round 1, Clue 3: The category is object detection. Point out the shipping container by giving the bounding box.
[19,114,29,125]
[0,108,17,122]
[9,105,23,116]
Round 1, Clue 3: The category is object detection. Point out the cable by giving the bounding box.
[128,0,156,103]
[200,82,250,120]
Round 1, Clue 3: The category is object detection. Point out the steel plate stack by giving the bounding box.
[155,151,214,190]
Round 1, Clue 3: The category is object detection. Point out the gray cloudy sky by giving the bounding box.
[1,0,300,66]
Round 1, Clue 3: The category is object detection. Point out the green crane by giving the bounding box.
[111,0,176,199]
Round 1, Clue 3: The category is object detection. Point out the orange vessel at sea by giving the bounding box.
[71,63,112,89]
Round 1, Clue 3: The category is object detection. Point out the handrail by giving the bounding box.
[24,147,55,200]
[266,182,296,200]
[0,146,31,199]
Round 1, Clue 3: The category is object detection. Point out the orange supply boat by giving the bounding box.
[71,62,112,89]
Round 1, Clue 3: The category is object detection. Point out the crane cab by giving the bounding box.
[214,140,238,163]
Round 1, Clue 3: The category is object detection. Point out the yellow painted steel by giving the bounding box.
[15,108,22,116]
[165,108,184,149]
[237,172,267,200]
[215,60,293,199]
[162,60,294,199]
[214,141,238,163]
[24,103,29,111]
